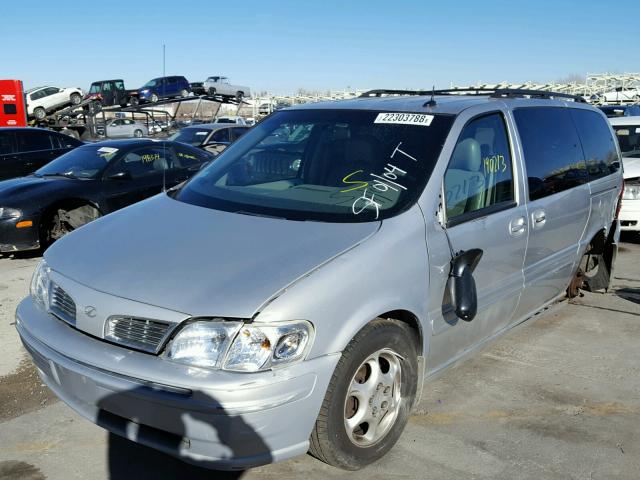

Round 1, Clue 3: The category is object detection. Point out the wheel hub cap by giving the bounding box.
[344,348,402,447]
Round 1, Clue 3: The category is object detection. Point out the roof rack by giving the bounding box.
[359,88,586,103]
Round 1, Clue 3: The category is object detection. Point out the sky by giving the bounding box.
[2,0,639,95]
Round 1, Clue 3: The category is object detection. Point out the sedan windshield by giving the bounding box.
[176,109,453,222]
[169,129,211,146]
[36,145,120,178]
[614,125,640,158]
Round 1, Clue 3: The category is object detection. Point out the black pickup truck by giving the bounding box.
[83,79,139,109]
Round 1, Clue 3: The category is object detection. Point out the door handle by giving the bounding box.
[532,210,546,228]
[509,217,527,236]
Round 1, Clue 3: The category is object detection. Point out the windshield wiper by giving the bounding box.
[235,210,289,220]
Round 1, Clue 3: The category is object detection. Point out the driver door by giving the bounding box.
[102,144,174,212]
[426,111,528,372]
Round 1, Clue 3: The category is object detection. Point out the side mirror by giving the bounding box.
[107,171,131,180]
[449,249,483,321]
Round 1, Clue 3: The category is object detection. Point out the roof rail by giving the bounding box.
[359,88,586,103]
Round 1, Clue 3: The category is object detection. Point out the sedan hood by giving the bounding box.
[0,175,70,204]
[45,194,379,318]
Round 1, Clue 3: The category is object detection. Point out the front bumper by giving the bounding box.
[16,298,339,470]
[0,217,39,253]
[619,198,640,231]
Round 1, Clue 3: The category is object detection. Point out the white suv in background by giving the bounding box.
[610,116,640,233]
[26,86,84,120]
[597,86,640,103]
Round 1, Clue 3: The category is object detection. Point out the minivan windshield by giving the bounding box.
[613,124,640,158]
[36,145,120,179]
[175,109,454,222]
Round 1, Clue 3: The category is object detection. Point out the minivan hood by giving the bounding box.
[45,194,380,318]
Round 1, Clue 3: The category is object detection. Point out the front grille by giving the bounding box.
[105,316,173,354]
[50,283,76,326]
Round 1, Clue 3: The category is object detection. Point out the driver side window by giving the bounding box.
[444,113,515,223]
[113,146,171,179]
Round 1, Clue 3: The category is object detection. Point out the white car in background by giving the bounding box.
[597,86,640,104]
[26,86,84,120]
[609,116,640,233]
[213,116,249,125]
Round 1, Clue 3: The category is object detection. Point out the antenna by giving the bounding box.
[162,43,167,193]
[424,86,437,107]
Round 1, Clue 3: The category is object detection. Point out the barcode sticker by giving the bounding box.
[374,112,434,126]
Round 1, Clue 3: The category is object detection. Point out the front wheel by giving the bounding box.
[309,319,418,470]
[180,89,189,97]
[70,93,82,105]
[133,129,143,138]
[150,93,159,103]
[236,91,244,102]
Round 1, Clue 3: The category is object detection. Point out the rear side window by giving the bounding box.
[173,144,208,168]
[231,127,248,140]
[0,133,15,154]
[444,112,515,222]
[514,108,587,201]
[570,109,620,180]
[210,129,230,143]
[16,130,53,152]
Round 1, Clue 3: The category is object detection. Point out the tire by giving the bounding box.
[70,93,82,105]
[34,107,46,120]
[309,318,418,470]
[633,95,640,103]
[133,129,143,138]
[89,101,102,114]
[180,89,189,98]
[208,87,216,96]
[236,91,244,102]
[129,96,139,107]
[150,93,159,103]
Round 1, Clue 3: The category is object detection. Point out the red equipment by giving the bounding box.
[0,79,27,127]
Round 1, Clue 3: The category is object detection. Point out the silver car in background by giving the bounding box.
[105,118,148,138]
[17,89,622,471]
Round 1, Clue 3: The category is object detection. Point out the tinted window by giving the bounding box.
[444,113,514,221]
[114,146,170,179]
[514,107,587,201]
[173,144,208,168]
[50,133,80,149]
[210,129,230,143]
[16,130,52,152]
[44,87,59,96]
[570,109,620,180]
[0,134,15,154]
[231,127,249,140]
[3,104,17,115]
[115,81,125,90]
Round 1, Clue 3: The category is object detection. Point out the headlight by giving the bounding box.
[0,207,21,220]
[165,319,313,372]
[29,260,51,309]
[623,183,640,200]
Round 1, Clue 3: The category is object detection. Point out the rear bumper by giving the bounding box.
[16,298,339,470]
[0,217,39,252]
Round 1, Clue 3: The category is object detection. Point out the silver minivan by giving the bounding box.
[17,89,622,471]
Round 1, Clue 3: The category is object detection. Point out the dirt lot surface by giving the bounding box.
[0,237,638,480]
